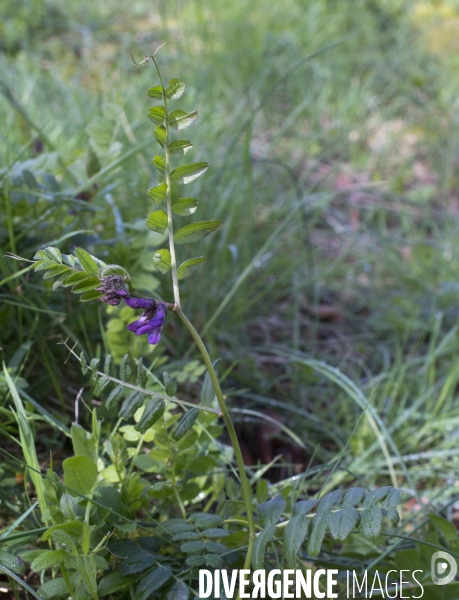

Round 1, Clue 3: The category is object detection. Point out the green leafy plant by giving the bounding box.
[6,54,412,600]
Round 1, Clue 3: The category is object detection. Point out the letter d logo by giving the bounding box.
[431,551,457,585]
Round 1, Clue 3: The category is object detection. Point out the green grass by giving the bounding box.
[3,0,459,591]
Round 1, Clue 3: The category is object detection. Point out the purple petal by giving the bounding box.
[125,297,154,309]
[126,319,142,332]
[148,329,162,344]
[136,324,155,335]
[148,314,166,327]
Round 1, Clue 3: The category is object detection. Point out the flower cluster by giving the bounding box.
[97,276,167,345]
[97,275,128,306]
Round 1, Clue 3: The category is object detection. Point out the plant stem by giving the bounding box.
[175,308,255,579]
[164,96,181,309]
[60,562,75,599]
[151,57,181,308]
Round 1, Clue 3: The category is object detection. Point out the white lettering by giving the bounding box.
[267,570,282,599]
[327,569,338,598]
[353,571,368,595]
[370,571,385,598]
[399,571,410,598]
[283,570,294,598]
[296,570,312,597]
[239,570,251,599]
[412,570,424,599]
[313,569,326,598]
[198,570,212,598]
[385,570,398,599]
[221,570,238,599]
[252,570,265,598]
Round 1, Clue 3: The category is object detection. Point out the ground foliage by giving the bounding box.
[2,0,459,598]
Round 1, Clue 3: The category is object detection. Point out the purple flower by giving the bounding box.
[125,297,167,345]
[97,275,129,306]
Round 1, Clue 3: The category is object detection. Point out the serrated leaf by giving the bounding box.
[119,391,144,420]
[169,109,198,130]
[174,220,221,245]
[284,514,309,568]
[258,494,286,528]
[154,125,166,146]
[163,372,177,396]
[204,542,227,554]
[153,249,171,274]
[38,578,69,599]
[94,376,111,397]
[329,507,359,540]
[135,567,172,600]
[74,248,99,276]
[181,541,205,554]
[62,271,91,287]
[43,264,71,279]
[177,257,206,280]
[293,499,318,516]
[106,384,124,409]
[90,357,100,373]
[31,549,69,572]
[71,276,100,293]
[120,354,132,381]
[80,290,104,302]
[362,487,391,508]
[172,408,199,440]
[101,355,111,377]
[185,555,205,567]
[147,86,163,100]
[316,490,342,513]
[146,210,168,234]
[63,455,97,497]
[165,78,186,99]
[252,525,276,570]
[307,511,331,556]
[62,253,76,267]
[172,197,198,216]
[343,487,366,507]
[205,553,223,568]
[153,155,165,174]
[169,140,193,157]
[135,399,165,434]
[148,106,165,125]
[359,506,382,538]
[147,182,167,205]
[381,488,405,509]
[43,246,62,263]
[170,161,209,185]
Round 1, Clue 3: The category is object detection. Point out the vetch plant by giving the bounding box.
[10,53,409,600]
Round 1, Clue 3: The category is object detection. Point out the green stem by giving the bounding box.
[175,308,255,579]
[151,57,181,308]
[60,562,75,599]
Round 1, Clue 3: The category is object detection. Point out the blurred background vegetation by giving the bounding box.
[2,0,459,510]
